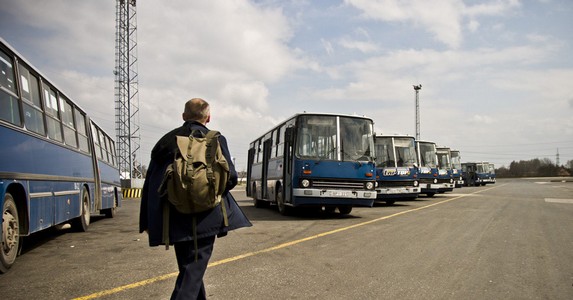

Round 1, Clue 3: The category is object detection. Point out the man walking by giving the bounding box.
[140,98,251,299]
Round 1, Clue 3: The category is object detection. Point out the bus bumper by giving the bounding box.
[376,187,420,198]
[292,188,376,207]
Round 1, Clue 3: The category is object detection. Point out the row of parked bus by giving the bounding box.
[246,112,496,215]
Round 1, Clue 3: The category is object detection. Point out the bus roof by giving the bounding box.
[376,134,414,139]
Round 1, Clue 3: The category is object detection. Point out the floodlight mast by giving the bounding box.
[413,84,422,140]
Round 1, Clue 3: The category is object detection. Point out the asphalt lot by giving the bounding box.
[0,178,572,299]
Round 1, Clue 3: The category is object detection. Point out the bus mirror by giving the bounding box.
[285,127,294,143]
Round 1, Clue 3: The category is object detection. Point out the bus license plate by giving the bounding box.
[324,191,352,197]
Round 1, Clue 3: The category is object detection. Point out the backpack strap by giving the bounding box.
[204,131,228,227]
[162,200,170,250]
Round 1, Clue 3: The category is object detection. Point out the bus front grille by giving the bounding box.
[312,180,364,190]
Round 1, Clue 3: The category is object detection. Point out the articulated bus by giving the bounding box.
[374,135,420,205]
[435,146,455,193]
[450,149,464,187]
[246,113,377,215]
[0,38,121,273]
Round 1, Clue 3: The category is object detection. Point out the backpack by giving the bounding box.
[158,130,230,251]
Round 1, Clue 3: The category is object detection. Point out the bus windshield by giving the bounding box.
[296,115,374,162]
[375,137,394,167]
[394,138,417,167]
[375,137,417,168]
[451,151,461,169]
[418,142,437,168]
[436,152,450,169]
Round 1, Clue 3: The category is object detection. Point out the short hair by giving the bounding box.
[183,98,210,122]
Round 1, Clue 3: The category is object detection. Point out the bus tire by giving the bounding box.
[1,193,20,273]
[253,185,269,208]
[102,207,116,218]
[338,205,352,215]
[385,200,395,205]
[276,186,291,216]
[72,188,91,232]
[102,191,118,218]
[426,192,435,197]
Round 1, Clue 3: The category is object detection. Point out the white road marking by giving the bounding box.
[544,198,573,204]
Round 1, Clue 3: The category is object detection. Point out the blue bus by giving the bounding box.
[0,38,121,273]
[246,113,377,215]
[374,135,420,205]
[435,146,455,193]
[450,149,464,187]
[461,162,495,186]
[415,140,450,197]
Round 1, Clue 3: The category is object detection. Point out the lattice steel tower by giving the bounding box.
[115,0,142,183]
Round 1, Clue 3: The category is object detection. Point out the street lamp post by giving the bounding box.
[413,84,422,140]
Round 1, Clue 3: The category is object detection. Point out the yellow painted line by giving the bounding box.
[74,184,505,299]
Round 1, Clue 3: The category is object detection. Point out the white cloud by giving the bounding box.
[338,38,379,53]
[344,0,521,49]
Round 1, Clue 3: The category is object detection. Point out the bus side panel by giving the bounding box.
[0,126,95,179]
[98,161,122,209]
[1,125,95,233]
[265,156,284,201]
[249,163,262,199]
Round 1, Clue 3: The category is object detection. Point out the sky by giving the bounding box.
[1,0,572,172]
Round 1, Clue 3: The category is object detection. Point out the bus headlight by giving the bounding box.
[413,180,419,187]
[433,179,438,184]
[450,179,454,183]
[301,179,311,188]
[365,182,374,190]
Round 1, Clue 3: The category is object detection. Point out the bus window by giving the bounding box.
[75,109,90,153]
[42,84,63,142]
[375,137,394,167]
[107,136,116,166]
[100,129,110,163]
[91,124,103,159]
[0,50,20,125]
[19,64,45,134]
[60,97,78,148]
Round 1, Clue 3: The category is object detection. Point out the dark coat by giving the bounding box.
[139,121,251,246]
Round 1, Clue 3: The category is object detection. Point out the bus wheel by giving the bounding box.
[426,193,435,197]
[102,192,117,218]
[1,193,19,273]
[72,189,91,232]
[338,205,352,215]
[253,186,269,208]
[102,207,116,218]
[385,200,395,205]
[276,187,290,216]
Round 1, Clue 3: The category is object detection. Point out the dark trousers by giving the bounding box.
[171,235,216,300]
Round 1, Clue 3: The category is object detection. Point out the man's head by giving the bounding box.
[182,98,210,124]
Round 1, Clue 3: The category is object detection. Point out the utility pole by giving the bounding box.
[556,148,560,166]
[413,84,422,140]
[115,0,142,188]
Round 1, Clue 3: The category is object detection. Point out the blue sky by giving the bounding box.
[1,0,572,171]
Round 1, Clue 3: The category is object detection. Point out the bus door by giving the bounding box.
[261,138,272,199]
[246,147,255,197]
[283,126,294,204]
